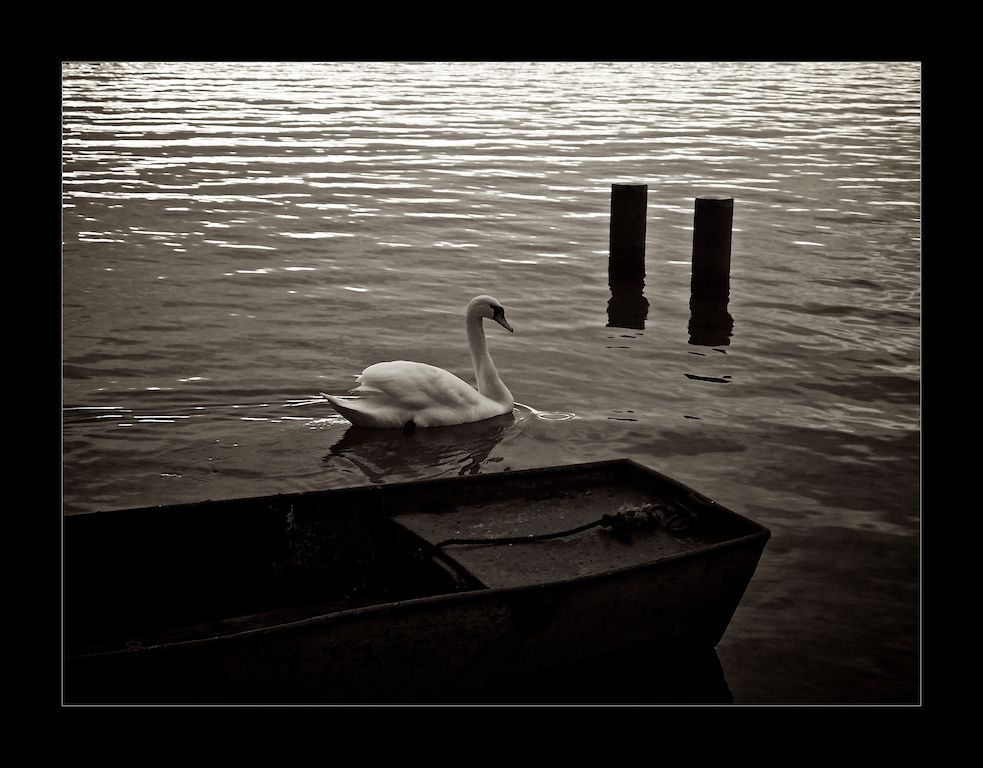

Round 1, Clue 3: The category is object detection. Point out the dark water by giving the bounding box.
[62,61,920,704]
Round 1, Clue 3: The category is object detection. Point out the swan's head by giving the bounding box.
[468,294,513,333]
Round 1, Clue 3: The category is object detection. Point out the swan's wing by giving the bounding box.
[354,361,485,410]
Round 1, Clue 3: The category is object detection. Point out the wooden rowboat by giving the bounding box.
[64,459,770,704]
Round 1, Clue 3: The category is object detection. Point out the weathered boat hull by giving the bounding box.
[64,459,769,704]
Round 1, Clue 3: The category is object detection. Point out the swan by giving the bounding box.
[321,295,515,428]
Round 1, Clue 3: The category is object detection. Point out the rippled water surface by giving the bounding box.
[62,61,920,704]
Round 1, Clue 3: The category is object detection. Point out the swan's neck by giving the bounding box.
[467,314,513,406]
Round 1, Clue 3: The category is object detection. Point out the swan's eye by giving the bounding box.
[491,304,505,319]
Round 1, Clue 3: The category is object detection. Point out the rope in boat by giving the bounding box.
[432,502,694,550]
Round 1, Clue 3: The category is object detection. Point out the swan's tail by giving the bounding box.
[320,392,396,428]
[320,392,362,424]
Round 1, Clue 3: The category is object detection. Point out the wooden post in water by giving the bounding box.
[608,183,648,280]
[690,195,734,295]
[689,196,734,345]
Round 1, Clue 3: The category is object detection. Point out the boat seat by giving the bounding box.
[389,483,697,590]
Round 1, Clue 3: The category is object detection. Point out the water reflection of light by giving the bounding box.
[281,232,353,239]
[310,181,426,189]
[136,416,190,423]
[382,197,460,204]
[211,243,276,252]
[65,406,130,412]
[69,191,308,204]
[404,212,473,219]
[514,403,578,421]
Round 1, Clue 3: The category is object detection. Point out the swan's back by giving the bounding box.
[324,360,508,428]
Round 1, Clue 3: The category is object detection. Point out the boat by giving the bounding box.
[63,459,770,704]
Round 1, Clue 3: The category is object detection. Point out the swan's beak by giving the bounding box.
[496,316,514,333]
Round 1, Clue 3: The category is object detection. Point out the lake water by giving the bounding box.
[61,61,921,705]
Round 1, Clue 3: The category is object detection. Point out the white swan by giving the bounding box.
[321,295,515,428]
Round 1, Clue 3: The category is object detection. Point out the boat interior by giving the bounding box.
[65,484,477,655]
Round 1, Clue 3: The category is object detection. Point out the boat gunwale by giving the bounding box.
[62,458,768,535]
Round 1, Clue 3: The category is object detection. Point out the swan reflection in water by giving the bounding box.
[324,411,518,483]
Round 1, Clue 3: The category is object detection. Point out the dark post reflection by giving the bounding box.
[607,275,650,330]
[688,284,733,346]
